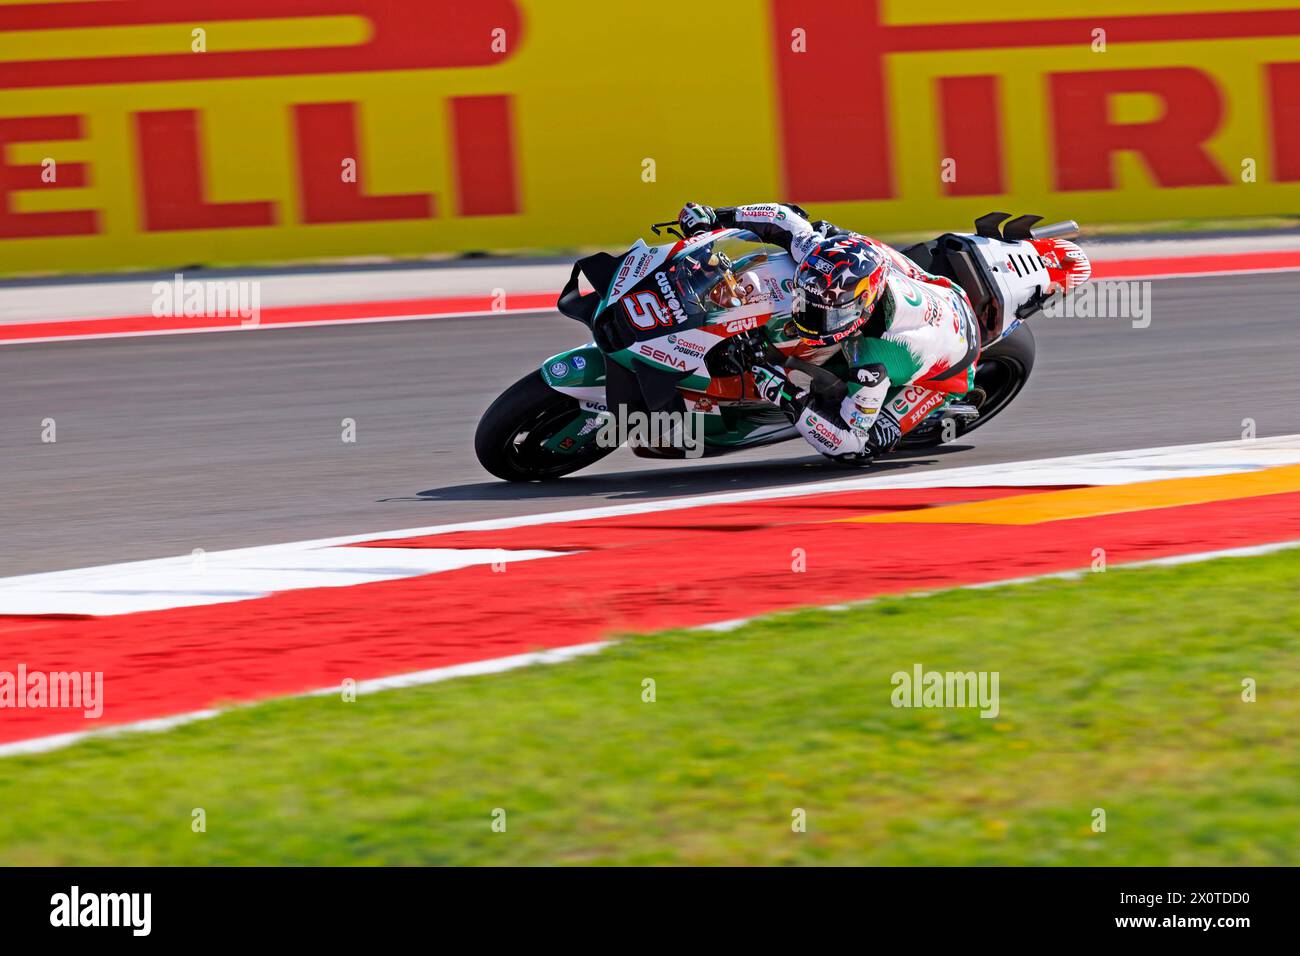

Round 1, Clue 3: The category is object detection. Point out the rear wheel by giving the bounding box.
[474,370,616,481]
[898,321,1036,449]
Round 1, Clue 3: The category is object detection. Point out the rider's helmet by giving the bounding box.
[791,237,888,346]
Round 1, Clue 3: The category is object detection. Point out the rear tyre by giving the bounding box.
[897,321,1036,449]
[474,370,616,482]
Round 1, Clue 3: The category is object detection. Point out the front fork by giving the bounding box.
[537,344,610,454]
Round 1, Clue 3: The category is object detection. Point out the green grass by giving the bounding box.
[2,550,1298,866]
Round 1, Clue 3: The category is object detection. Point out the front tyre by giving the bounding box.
[474,370,616,482]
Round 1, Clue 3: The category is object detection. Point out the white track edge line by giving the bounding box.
[3,433,1297,589]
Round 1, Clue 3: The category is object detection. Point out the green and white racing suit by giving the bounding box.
[718,203,980,459]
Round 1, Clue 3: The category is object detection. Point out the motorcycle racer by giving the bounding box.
[677,202,980,463]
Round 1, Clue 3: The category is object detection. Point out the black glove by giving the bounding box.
[866,408,902,455]
[678,202,718,237]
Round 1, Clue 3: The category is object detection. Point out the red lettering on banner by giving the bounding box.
[1049,68,1227,190]
[768,0,893,202]
[135,110,277,231]
[0,0,523,90]
[1266,62,1300,182]
[0,115,97,239]
[937,76,1004,196]
[767,2,1300,203]
[450,95,520,216]
[294,102,434,223]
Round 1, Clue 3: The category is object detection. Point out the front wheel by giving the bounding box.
[898,321,1036,449]
[474,370,616,481]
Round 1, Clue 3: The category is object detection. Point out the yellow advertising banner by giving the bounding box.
[2,0,1300,276]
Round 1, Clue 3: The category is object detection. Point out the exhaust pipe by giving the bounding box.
[1031,220,1080,240]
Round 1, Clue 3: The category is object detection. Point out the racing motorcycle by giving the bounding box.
[475,211,1092,481]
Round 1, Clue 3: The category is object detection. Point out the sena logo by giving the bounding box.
[611,258,634,293]
[636,343,688,370]
[612,250,657,296]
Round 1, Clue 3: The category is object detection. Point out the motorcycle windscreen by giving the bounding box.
[668,231,793,322]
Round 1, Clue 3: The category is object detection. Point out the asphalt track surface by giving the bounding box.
[3,272,1299,576]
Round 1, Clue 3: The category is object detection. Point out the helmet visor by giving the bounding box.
[792,298,864,343]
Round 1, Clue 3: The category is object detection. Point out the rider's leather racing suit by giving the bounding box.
[712,203,980,461]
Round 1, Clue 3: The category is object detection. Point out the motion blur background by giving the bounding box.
[4,0,1300,276]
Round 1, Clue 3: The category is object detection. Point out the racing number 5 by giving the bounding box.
[621,291,673,331]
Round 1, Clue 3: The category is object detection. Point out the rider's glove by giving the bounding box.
[750,363,789,404]
[750,364,806,417]
[678,203,718,237]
